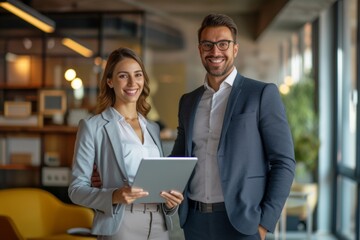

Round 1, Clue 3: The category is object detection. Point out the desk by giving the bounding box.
[278,190,314,240]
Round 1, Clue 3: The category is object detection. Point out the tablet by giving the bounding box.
[132,157,197,203]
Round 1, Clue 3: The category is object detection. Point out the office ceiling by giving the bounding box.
[27,0,336,40]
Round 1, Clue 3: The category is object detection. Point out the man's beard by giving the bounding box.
[204,65,229,77]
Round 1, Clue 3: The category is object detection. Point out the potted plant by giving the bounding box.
[281,75,320,228]
[281,75,320,182]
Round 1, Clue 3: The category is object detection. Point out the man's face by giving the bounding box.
[198,26,238,80]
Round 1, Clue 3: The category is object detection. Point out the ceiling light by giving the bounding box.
[284,75,294,86]
[47,38,55,49]
[279,83,290,95]
[23,38,32,49]
[0,0,55,33]
[71,78,83,90]
[62,38,93,58]
[64,69,76,81]
[5,52,17,62]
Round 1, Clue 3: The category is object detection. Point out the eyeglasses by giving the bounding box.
[199,40,235,51]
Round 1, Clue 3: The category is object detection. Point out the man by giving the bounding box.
[92,13,295,240]
[170,13,295,239]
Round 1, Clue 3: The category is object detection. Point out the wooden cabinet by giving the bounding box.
[0,126,77,189]
[0,25,97,194]
[0,126,78,203]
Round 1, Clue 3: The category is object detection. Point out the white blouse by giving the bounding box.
[112,108,160,183]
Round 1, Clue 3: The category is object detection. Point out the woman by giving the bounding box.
[68,47,183,240]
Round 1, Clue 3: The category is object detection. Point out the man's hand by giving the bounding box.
[91,164,102,188]
[258,225,267,240]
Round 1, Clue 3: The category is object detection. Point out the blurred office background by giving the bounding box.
[0,0,359,239]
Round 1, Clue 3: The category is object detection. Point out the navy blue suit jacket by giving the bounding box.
[171,73,296,234]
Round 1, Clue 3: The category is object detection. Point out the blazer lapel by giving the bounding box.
[147,122,164,157]
[102,108,128,179]
[218,74,244,149]
[187,87,205,156]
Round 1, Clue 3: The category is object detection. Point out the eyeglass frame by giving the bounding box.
[198,40,236,51]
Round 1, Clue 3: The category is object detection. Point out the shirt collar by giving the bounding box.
[111,107,146,125]
[203,67,237,91]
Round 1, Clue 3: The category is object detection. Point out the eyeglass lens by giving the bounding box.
[200,40,232,51]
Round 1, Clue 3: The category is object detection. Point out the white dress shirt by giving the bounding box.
[112,108,160,184]
[188,68,237,203]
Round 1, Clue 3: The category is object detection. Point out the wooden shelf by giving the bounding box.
[0,164,40,170]
[0,84,41,89]
[0,125,78,133]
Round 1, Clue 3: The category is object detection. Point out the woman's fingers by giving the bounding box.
[161,190,184,208]
[126,187,149,199]
[114,186,149,204]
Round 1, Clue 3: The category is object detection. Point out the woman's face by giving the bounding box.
[107,58,144,106]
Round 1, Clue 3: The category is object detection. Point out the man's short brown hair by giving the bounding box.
[198,13,238,42]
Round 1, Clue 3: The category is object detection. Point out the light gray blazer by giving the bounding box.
[68,107,174,236]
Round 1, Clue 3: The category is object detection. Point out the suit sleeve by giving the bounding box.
[258,84,296,232]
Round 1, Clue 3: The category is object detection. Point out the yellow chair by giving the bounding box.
[0,188,95,240]
[0,215,25,240]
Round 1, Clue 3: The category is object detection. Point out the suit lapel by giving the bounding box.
[218,74,244,149]
[187,87,205,156]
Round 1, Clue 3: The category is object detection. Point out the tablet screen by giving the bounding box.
[132,157,197,203]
